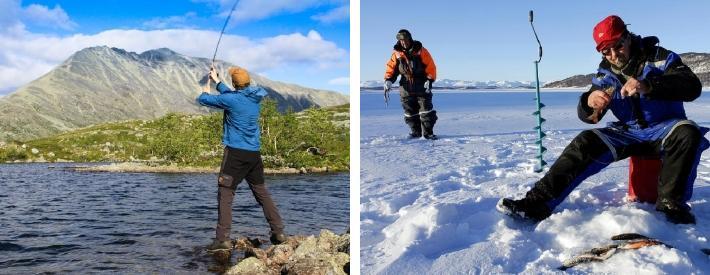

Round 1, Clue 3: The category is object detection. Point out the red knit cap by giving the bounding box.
[593,15,627,52]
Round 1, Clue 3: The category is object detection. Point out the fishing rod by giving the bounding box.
[206,0,240,88]
[212,0,240,65]
[530,10,547,173]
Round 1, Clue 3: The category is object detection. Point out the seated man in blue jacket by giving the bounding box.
[197,66,287,252]
[498,15,708,224]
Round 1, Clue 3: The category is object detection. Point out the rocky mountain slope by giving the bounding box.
[0,46,348,141]
[542,74,595,88]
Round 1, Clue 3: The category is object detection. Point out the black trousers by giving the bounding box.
[525,124,702,210]
[215,147,284,241]
[400,92,437,136]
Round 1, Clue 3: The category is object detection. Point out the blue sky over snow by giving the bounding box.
[361,0,710,83]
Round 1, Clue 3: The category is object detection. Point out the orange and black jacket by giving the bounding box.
[384,40,437,95]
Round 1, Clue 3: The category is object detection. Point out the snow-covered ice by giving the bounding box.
[360,90,710,274]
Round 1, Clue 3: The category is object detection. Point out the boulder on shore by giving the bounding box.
[224,229,350,275]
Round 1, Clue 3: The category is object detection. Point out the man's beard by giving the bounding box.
[610,55,629,69]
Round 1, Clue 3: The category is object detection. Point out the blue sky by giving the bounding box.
[0,0,349,95]
[361,0,710,83]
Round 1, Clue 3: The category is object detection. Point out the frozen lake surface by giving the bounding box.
[360,90,710,274]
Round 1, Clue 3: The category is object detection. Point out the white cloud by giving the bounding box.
[0,0,77,32]
[194,0,348,23]
[0,28,347,91]
[311,5,348,24]
[0,0,25,36]
[230,0,322,22]
[143,12,198,29]
[22,4,77,30]
[219,30,346,70]
[328,77,349,85]
[0,0,20,26]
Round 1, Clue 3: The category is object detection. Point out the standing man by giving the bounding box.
[384,29,439,139]
[498,15,708,224]
[197,66,287,252]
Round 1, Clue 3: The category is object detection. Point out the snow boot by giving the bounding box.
[408,132,422,139]
[496,197,552,222]
[656,198,695,224]
[424,134,438,140]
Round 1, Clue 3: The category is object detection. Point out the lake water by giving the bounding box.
[361,90,585,114]
[0,163,349,274]
[362,89,710,114]
[361,89,710,137]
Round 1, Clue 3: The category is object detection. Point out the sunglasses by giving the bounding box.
[396,33,410,41]
[600,35,628,56]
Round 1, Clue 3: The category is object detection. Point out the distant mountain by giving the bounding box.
[0,46,348,141]
[544,52,710,88]
[679,52,710,87]
[543,74,595,88]
[360,79,541,90]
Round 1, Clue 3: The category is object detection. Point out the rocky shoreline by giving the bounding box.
[66,162,336,174]
[213,230,349,275]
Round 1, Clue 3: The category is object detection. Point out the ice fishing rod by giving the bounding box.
[530,10,547,173]
[530,11,542,63]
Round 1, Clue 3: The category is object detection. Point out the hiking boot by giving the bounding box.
[408,132,422,139]
[206,239,233,252]
[656,199,696,224]
[424,134,438,140]
[270,232,287,245]
[496,197,552,222]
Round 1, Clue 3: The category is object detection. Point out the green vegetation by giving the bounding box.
[0,100,349,171]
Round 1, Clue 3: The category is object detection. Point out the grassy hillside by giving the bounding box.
[0,100,349,171]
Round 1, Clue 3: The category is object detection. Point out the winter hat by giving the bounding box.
[396,29,412,41]
[593,15,628,52]
[229,67,250,89]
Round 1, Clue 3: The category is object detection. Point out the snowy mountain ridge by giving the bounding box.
[361,79,544,90]
[363,53,710,90]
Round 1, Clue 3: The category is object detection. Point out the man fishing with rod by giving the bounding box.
[196,0,287,253]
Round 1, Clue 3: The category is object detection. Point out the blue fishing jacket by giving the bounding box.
[577,35,703,140]
[196,82,268,152]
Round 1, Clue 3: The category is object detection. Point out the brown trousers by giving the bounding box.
[216,147,284,241]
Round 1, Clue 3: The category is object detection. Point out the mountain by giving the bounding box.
[678,52,710,86]
[544,52,710,88]
[0,46,348,141]
[542,74,595,88]
[360,79,541,90]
